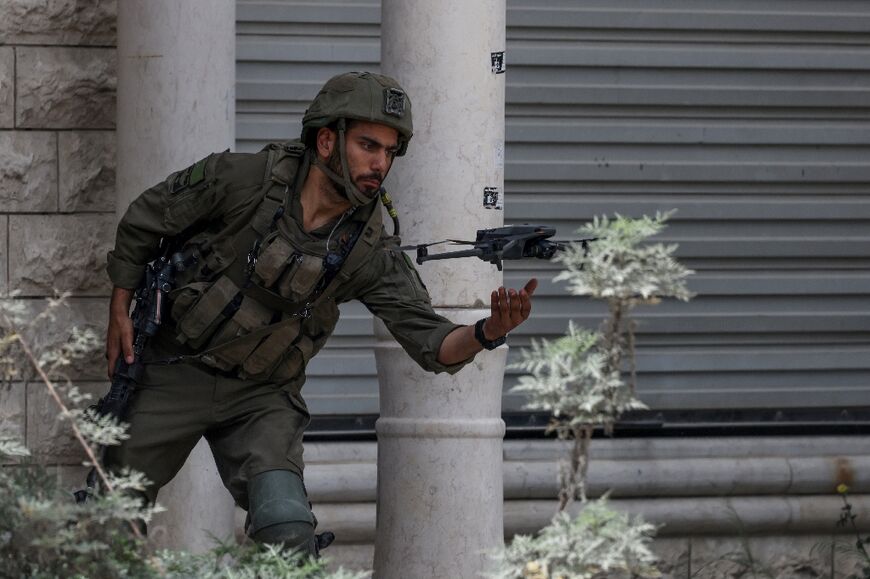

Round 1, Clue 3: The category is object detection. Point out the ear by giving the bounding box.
[316,127,337,161]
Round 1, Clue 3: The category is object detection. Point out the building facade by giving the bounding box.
[2,0,869,576]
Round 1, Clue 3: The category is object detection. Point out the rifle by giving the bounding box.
[402,224,595,271]
[74,242,182,503]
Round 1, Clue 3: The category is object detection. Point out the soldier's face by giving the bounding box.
[324,121,400,196]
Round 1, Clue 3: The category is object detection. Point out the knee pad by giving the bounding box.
[247,469,315,554]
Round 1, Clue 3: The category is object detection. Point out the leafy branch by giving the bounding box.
[0,296,142,541]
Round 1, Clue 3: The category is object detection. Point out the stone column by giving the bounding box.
[375,1,507,577]
[116,0,236,553]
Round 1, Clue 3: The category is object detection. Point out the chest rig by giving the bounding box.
[166,142,383,381]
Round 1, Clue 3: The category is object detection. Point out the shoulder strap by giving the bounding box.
[250,145,306,236]
[184,146,306,267]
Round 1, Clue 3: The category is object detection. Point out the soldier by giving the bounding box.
[104,71,537,554]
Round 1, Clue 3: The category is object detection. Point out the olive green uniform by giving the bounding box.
[105,141,469,509]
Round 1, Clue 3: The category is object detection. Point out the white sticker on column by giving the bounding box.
[490,51,506,74]
[483,186,503,210]
[494,142,504,169]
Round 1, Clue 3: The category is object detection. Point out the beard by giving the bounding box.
[326,149,383,199]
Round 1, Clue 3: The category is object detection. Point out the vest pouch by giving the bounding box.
[277,254,323,301]
[270,334,315,382]
[174,275,240,348]
[169,282,210,325]
[253,234,294,288]
[200,297,276,372]
[198,238,237,280]
[240,317,302,379]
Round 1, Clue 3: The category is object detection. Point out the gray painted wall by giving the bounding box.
[236,0,870,415]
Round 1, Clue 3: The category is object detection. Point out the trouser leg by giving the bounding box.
[103,353,215,505]
[205,378,330,556]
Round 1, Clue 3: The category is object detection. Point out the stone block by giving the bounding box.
[59,131,116,212]
[0,131,58,212]
[689,535,833,579]
[26,380,107,463]
[0,0,116,46]
[4,297,107,381]
[835,545,870,578]
[0,215,7,296]
[652,538,691,579]
[0,382,27,464]
[323,544,374,575]
[16,46,116,129]
[50,464,92,495]
[0,48,13,128]
[9,214,115,296]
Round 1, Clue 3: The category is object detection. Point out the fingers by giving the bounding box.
[524,278,539,297]
[519,278,537,319]
[121,322,135,365]
[507,289,524,326]
[488,287,511,339]
[106,339,118,379]
[106,317,135,379]
[519,287,532,319]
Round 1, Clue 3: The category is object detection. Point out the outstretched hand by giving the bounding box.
[483,278,538,340]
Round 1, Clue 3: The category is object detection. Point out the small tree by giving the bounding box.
[511,212,693,507]
[488,213,692,579]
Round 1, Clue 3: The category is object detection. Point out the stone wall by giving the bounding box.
[0,1,117,485]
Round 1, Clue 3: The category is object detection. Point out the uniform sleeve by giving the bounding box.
[106,152,262,288]
[356,247,473,375]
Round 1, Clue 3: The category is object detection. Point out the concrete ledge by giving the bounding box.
[322,534,860,579]
[509,495,870,536]
[305,455,870,502]
[503,436,870,461]
[376,417,506,439]
[304,437,870,463]
[309,494,870,543]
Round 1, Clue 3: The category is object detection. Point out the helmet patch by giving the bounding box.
[384,88,406,118]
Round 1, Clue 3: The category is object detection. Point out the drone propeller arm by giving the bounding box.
[416,247,485,265]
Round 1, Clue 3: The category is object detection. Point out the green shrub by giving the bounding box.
[485,498,660,579]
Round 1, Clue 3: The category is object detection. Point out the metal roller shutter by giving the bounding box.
[236,0,870,416]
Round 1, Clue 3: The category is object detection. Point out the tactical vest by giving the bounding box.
[165,142,383,381]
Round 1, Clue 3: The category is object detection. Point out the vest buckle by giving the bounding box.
[298,303,312,319]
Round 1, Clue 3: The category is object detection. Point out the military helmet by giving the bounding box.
[301,72,413,156]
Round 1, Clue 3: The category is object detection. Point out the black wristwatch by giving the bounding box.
[474,318,506,350]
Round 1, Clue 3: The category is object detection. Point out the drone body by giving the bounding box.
[406,224,593,271]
